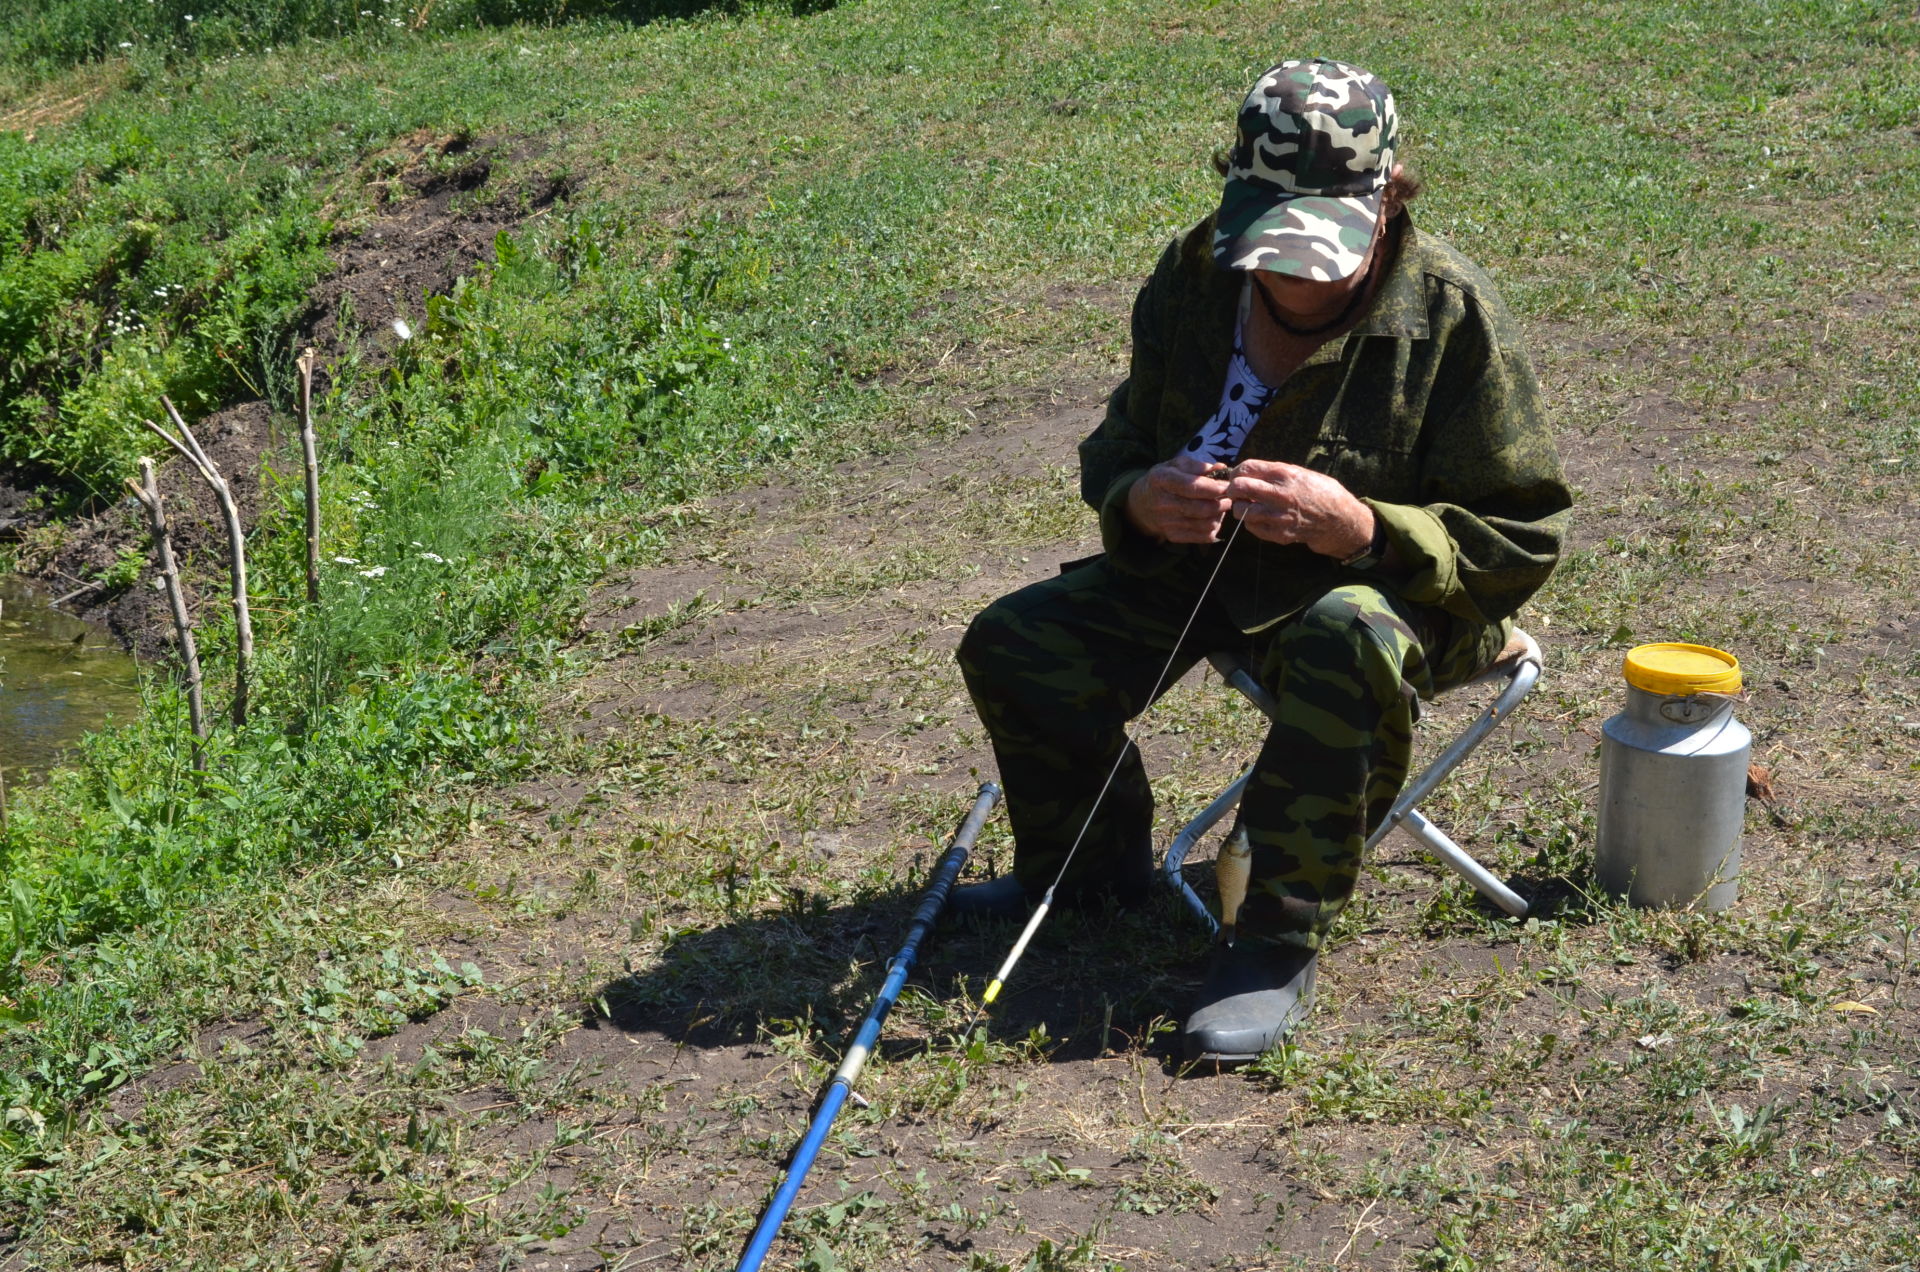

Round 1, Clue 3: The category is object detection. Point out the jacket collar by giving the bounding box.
[1208,214,1430,369]
[1351,216,1428,339]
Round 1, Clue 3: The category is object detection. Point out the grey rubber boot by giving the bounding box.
[1182,943,1318,1064]
[945,874,1153,924]
[945,875,1031,922]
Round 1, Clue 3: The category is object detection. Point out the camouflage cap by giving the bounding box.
[1213,59,1398,281]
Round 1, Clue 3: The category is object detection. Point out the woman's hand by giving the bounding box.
[1222,459,1376,558]
[1125,456,1235,543]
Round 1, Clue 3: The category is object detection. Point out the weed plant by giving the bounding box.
[0,118,327,502]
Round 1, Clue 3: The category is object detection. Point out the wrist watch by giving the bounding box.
[1339,519,1389,569]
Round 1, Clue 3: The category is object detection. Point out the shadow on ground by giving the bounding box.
[584,853,1593,1072]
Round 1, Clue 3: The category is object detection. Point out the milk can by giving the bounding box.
[1595,643,1751,911]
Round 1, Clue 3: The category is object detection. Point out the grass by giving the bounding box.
[7,1,850,79]
[0,0,1917,1267]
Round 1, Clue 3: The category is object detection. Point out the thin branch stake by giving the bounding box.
[50,581,102,608]
[127,458,208,770]
[144,398,252,728]
[159,396,217,474]
[297,348,321,605]
[0,598,6,830]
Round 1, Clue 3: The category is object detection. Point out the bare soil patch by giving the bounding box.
[304,131,573,381]
[395,304,1911,1268]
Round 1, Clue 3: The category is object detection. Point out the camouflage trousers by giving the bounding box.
[957,553,1507,949]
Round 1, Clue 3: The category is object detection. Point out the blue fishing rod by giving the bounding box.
[735,782,1002,1272]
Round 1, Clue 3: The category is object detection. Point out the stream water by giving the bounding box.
[0,576,143,780]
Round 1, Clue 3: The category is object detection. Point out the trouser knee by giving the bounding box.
[956,599,1014,696]
[956,584,1155,898]
[1263,584,1419,714]
[958,595,1052,743]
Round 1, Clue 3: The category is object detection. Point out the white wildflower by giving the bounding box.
[358,566,387,579]
[332,556,359,565]
[392,318,412,340]
[418,551,445,564]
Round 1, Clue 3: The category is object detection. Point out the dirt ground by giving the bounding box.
[368,284,1912,1266]
[142,311,1893,1269]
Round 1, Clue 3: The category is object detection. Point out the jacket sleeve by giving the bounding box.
[1365,284,1571,626]
[1078,238,1189,577]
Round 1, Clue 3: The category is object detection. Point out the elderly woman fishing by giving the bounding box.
[955,58,1572,1063]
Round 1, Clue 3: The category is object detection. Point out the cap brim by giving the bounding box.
[1212,181,1383,281]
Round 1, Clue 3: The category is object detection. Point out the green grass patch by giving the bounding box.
[1,0,831,80]
[0,204,789,1129]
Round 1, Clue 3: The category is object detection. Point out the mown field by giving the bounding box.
[1,0,1916,1268]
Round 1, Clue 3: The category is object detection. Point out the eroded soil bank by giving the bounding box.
[2,132,572,660]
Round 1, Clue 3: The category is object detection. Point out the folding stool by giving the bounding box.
[1161,629,1544,930]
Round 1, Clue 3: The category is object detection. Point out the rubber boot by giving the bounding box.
[1182,942,1317,1064]
[945,875,1031,922]
[945,872,1153,923]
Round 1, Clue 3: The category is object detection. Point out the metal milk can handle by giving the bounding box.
[1657,689,1744,726]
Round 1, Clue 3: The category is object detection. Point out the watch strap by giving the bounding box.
[1338,518,1389,569]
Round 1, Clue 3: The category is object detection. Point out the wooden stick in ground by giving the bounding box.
[0,598,6,830]
[49,580,102,608]
[144,398,253,728]
[127,458,208,770]
[297,348,321,606]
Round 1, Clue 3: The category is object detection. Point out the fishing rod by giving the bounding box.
[735,781,1002,1272]
[979,505,1246,1011]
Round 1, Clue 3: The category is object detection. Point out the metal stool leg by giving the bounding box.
[1162,767,1246,935]
[1162,634,1543,927]
[1160,652,1278,937]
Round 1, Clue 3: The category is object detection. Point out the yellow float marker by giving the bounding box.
[1214,824,1253,946]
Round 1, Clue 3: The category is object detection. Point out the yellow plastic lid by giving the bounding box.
[1623,643,1742,696]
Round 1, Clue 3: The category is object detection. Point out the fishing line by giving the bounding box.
[975,492,1248,1015]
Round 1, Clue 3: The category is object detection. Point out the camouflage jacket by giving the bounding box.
[1079,214,1571,632]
